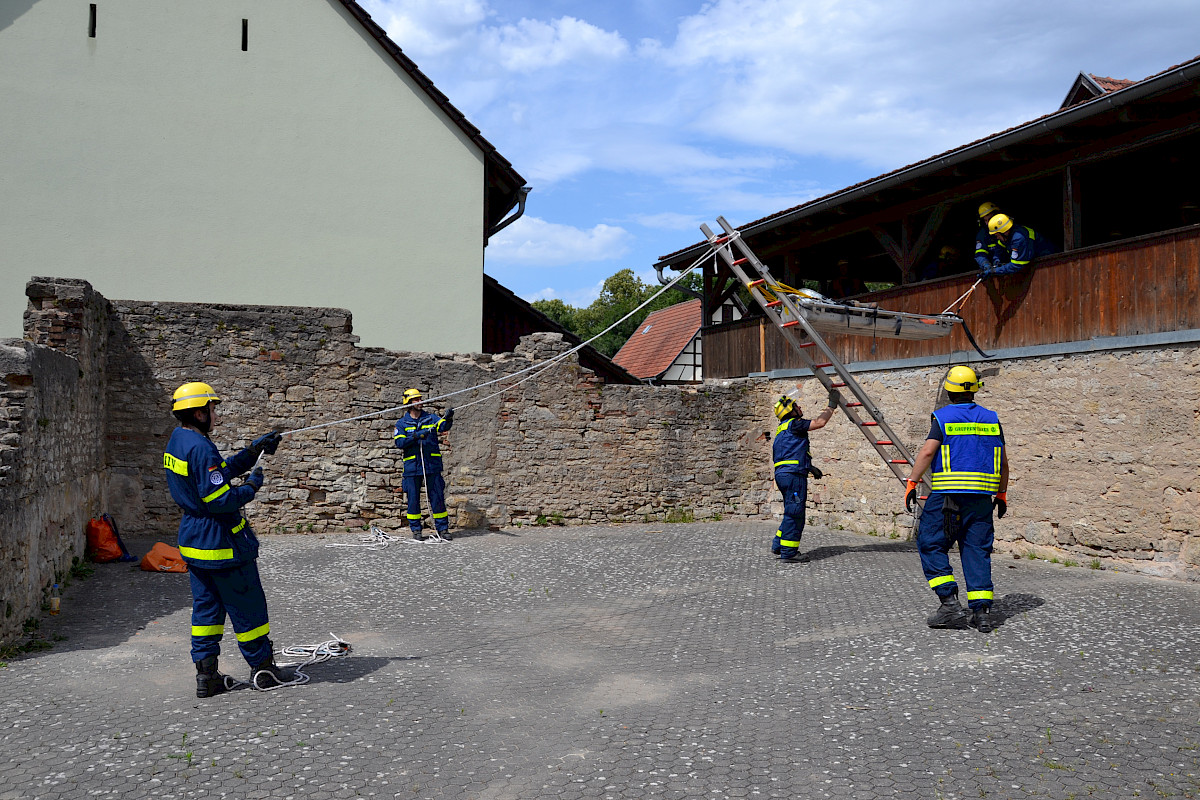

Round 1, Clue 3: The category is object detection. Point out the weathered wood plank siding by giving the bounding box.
[703,225,1200,377]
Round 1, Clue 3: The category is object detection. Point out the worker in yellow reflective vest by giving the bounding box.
[163,381,287,696]
[771,388,837,562]
[904,366,1009,633]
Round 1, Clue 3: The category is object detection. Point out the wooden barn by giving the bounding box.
[654,56,1200,378]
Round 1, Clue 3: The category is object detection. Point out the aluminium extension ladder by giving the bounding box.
[700,216,932,506]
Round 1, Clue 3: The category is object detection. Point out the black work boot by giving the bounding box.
[970,606,997,633]
[438,530,453,541]
[926,592,971,629]
[195,656,228,698]
[250,657,292,690]
[412,531,426,541]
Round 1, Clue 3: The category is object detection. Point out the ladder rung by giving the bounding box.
[766,300,782,307]
[830,382,846,388]
[747,278,765,288]
[860,421,879,427]
[846,402,863,407]
[812,362,832,369]
[875,440,893,445]
[799,341,816,348]
[735,259,751,267]
[781,321,799,328]
[888,459,908,464]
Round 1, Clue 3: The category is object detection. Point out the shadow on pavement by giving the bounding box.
[803,540,917,563]
[991,592,1046,626]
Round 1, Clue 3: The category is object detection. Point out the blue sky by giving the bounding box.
[361,0,1200,307]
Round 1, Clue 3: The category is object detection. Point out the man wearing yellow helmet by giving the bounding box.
[903,366,1008,633]
[982,213,1058,276]
[163,382,286,695]
[393,388,455,541]
[770,388,838,562]
[974,202,1004,274]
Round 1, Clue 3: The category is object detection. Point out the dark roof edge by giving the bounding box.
[482,275,640,384]
[337,1,526,191]
[658,55,1200,266]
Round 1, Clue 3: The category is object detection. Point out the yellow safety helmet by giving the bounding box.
[773,396,797,420]
[172,381,220,412]
[988,213,1014,236]
[977,201,1001,221]
[402,388,423,405]
[943,366,982,394]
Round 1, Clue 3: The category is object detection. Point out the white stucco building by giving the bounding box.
[0,0,526,351]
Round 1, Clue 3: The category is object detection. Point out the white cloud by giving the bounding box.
[523,279,606,307]
[487,216,631,266]
[482,17,629,73]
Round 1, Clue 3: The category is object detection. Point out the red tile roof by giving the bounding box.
[1089,74,1136,93]
[612,300,702,380]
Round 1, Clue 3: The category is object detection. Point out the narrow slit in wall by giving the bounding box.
[241,19,248,51]
[89,4,96,38]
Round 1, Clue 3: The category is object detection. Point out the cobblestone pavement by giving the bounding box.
[3,520,1200,799]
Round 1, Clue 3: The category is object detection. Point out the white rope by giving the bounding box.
[323,526,451,548]
[222,633,352,691]
[281,250,708,436]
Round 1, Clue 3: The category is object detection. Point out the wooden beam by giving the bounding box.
[1063,165,1082,250]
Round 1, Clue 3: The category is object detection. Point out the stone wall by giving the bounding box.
[0,279,109,642]
[4,277,1198,645]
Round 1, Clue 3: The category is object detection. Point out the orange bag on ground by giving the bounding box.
[85,514,136,563]
[140,542,189,573]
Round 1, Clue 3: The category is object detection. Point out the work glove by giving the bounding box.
[251,431,282,456]
[245,467,264,492]
[444,407,454,422]
[905,480,919,513]
[807,465,823,480]
[993,492,1008,519]
[977,266,992,278]
[827,389,839,408]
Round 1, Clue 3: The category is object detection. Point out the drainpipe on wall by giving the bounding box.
[487,186,531,241]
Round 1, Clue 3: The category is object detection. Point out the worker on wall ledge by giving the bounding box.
[982,213,1058,276]
[163,381,288,697]
[973,201,1005,273]
[904,366,1009,633]
[393,388,455,541]
[770,388,837,563]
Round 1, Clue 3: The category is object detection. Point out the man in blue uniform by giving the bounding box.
[163,381,286,696]
[771,388,837,562]
[983,213,1058,276]
[393,388,455,541]
[973,201,1004,273]
[904,366,1009,633]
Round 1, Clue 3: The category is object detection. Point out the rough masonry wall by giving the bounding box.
[0,279,109,642]
[804,352,1200,580]
[6,276,1199,645]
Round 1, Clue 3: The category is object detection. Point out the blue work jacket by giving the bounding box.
[393,410,453,477]
[992,225,1057,275]
[974,225,1003,271]
[163,428,260,569]
[772,417,812,478]
[929,403,1005,495]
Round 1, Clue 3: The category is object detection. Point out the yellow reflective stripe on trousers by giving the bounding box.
[432,511,449,519]
[774,459,799,468]
[236,622,270,642]
[404,455,416,461]
[779,538,800,547]
[202,483,231,504]
[163,453,188,476]
[179,545,235,560]
[192,624,224,637]
[406,514,421,520]
[967,590,994,601]
[929,575,956,589]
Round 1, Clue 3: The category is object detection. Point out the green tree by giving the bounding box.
[533,268,703,358]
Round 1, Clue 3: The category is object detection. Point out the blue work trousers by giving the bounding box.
[188,560,272,666]
[916,493,995,610]
[403,473,448,532]
[771,472,808,559]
